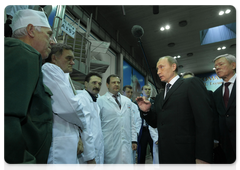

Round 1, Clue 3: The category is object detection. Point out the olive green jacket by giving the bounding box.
[0,38,52,170]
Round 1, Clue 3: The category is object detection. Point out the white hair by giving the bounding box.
[213,54,237,72]
[12,26,42,38]
[213,54,236,64]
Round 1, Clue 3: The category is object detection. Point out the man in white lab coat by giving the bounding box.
[42,43,95,164]
[148,126,159,164]
[122,85,141,164]
[97,74,138,164]
[77,72,104,164]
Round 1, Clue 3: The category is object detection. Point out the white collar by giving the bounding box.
[224,73,236,84]
[167,75,180,86]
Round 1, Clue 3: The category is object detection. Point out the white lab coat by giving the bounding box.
[131,102,141,163]
[97,92,137,164]
[42,63,94,164]
[77,90,104,164]
[149,126,159,164]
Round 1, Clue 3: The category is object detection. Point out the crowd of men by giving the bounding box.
[5,9,236,164]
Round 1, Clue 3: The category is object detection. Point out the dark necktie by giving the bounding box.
[166,83,171,93]
[223,82,231,108]
[113,95,121,109]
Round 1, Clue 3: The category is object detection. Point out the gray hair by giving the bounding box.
[12,26,42,38]
[213,54,236,64]
[158,56,178,73]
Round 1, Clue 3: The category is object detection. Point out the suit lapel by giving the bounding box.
[163,78,183,106]
[227,80,236,111]
[215,85,226,113]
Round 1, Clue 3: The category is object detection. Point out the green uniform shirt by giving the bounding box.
[4,37,53,163]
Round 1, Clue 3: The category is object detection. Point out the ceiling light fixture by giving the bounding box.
[165,25,170,30]
[219,11,224,15]
[222,46,226,49]
[177,55,181,58]
[225,9,231,14]
[217,47,221,50]
[213,68,216,70]
[161,25,170,31]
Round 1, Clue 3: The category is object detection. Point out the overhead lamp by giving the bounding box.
[177,55,181,58]
[217,47,221,50]
[174,56,177,59]
[225,9,231,14]
[165,25,170,30]
[219,11,224,15]
[213,68,216,70]
[160,27,165,31]
[222,46,226,49]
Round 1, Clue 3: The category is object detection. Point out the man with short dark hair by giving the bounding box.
[136,56,213,164]
[42,43,95,164]
[213,54,236,163]
[137,85,156,164]
[123,85,133,100]
[5,9,54,163]
[77,72,104,164]
[97,75,138,163]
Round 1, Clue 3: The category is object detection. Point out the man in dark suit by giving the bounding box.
[136,56,213,164]
[182,71,223,163]
[137,85,154,164]
[213,54,236,163]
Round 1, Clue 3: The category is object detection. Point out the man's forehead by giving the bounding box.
[110,77,120,81]
[143,85,151,89]
[157,58,168,65]
[90,76,102,81]
[215,57,226,62]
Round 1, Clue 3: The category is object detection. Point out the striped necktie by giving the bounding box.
[113,94,121,109]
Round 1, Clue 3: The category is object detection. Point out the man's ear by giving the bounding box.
[231,62,236,70]
[26,24,35,38]
[84,81,88,88]
[51,54,58,64]
[172,63,177,72]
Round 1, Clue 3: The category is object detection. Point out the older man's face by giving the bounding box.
[214,57,236,81]
[33,27,54,59]
[53,49,75,73]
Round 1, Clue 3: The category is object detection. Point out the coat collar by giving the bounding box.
[163,78,184,105]
[105,92,123,110]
